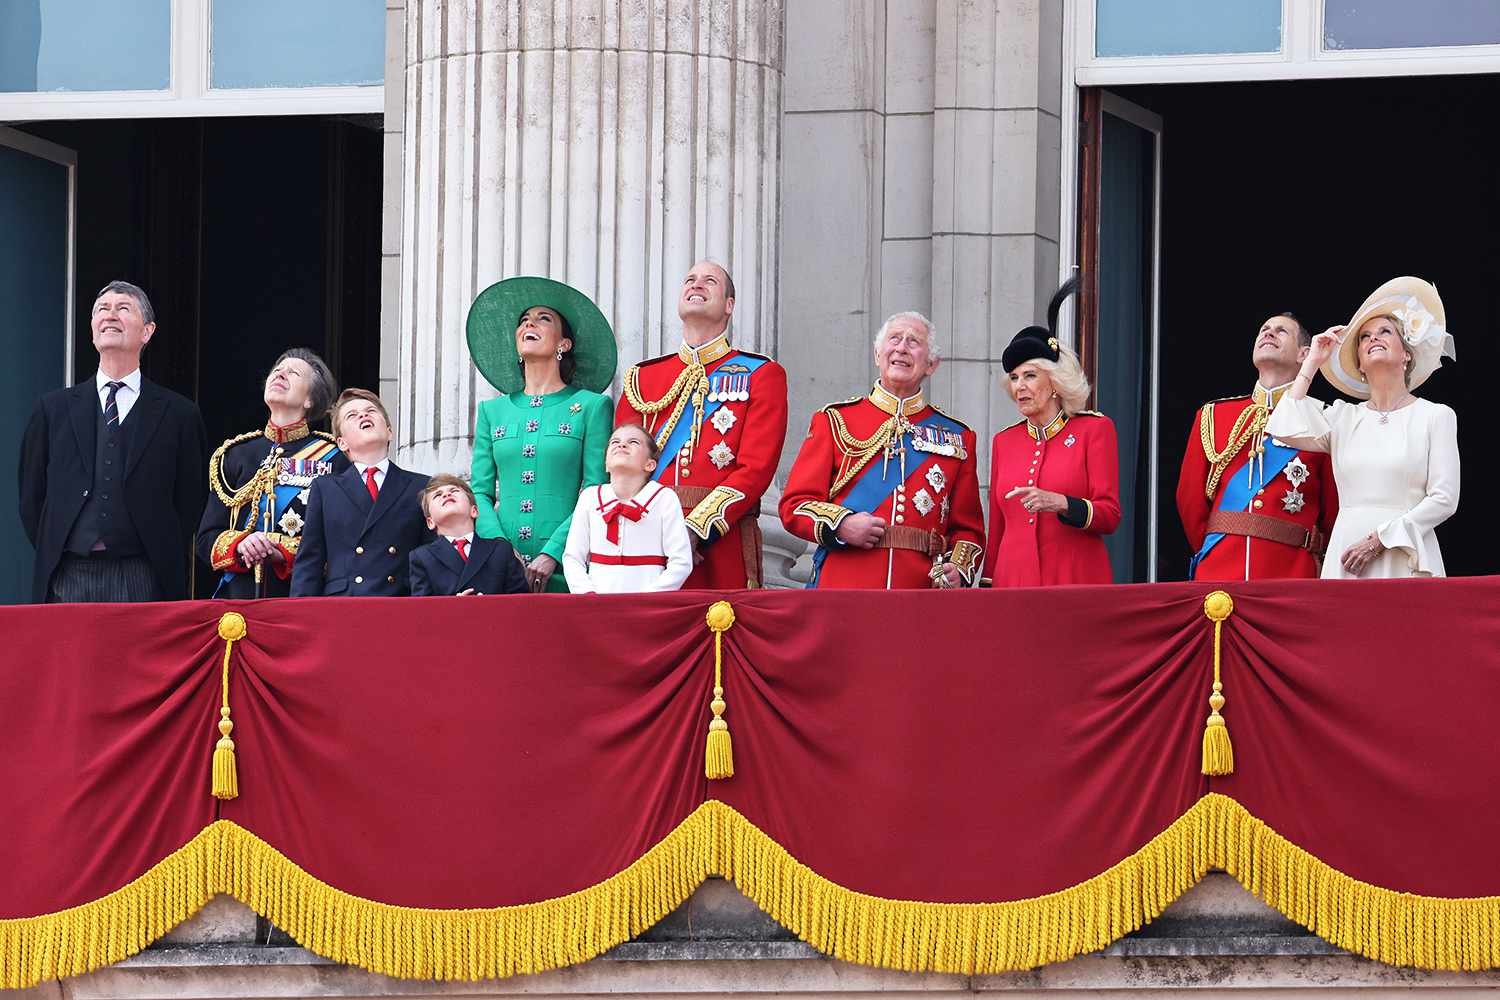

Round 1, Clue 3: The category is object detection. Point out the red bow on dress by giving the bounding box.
[600,500,646,545]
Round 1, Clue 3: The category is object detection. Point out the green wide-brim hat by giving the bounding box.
[466,276,618,395]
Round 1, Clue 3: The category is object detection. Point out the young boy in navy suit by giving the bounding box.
[290,389,432,597]
[409,474,528,596]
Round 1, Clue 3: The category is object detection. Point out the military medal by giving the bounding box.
[1281,456,1309,513]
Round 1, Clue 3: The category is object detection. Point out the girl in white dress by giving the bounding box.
[562,424,694,593]
[1268,276,1458,579]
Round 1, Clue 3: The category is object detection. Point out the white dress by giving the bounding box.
[562,482,695,593]
[1266,395,1459,579]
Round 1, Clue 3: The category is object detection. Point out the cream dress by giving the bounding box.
[1267,395,1459,578]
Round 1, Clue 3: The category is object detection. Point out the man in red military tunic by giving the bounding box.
[780,312,984,589]
[616,261,788,589]
[1176,312,1338,580]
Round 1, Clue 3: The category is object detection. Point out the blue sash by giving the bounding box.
[808,410,965,588]
[1189,437,1297,578]
[651,353,769,480]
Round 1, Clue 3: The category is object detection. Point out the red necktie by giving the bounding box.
[453,537,469,561]
[600,500,645,545]
[364,466,380,501]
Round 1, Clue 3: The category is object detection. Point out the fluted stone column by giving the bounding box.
[395,0,784,478]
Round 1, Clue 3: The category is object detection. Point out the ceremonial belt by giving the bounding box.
[874,526,946,557]
[674,485,764,587]
[1206,511,1328,555]
[589,553,668,567]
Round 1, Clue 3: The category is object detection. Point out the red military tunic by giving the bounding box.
[1175,382,1338,581]
[616,332,788,589]
[780,382,985,589]
[983,411,1120,588]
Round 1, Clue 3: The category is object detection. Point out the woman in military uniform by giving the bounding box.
[467,277,617,592]
[197,348,347,598]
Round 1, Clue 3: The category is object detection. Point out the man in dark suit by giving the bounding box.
[18,281,208,603]
[290,389,431,597]
[409,473,528,597]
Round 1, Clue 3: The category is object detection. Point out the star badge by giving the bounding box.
[925,464,946,495]
[1281,488,1306,514]
[708,441,735,469]
[913,488,935,516]
[711,406,737,435]
[278,510,304,537]
[1284,455,1310,488]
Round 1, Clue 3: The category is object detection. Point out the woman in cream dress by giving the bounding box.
[1268,277,1458,578]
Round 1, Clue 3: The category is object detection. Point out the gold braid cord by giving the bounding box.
[623,364,709,452]
[208,433,280,530]
[826,409,908,497]
[6,794,1499,988]
[1199,403,1268,501]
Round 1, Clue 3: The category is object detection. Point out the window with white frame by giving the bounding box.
[1076,0,1500,84]
[0,0,383,120]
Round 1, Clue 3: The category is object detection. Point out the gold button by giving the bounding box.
[682,468,691,477]
[1256,489,1264,496]
[388,546,397,555]
[354,575,364,584]
[1028,518,1035,524]
[1027,479,1034,485]
[895,514,905,524]
[896,503,906,512]
[1034,450,1040,457]
[355,546,364,554]
[1253,499,1263,510]
[387,576,395,583]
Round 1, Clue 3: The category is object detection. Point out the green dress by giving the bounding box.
[471,386,612,592]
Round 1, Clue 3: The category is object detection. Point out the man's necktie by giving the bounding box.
[600,500,646,545]
[103,381,125,428]
[364,466,380,501]
[453,537,469,561]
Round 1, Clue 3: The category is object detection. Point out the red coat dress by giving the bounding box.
[616,333,788,589]
[983,411,1120,587]
[780,383,985,589]
[1175,383,1338,581]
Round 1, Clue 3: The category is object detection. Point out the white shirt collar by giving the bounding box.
[444,531,475,546]
[603,480,656,505]
[354,458,390,477]
[95,369,142,394]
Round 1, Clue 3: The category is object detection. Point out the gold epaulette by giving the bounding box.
[997,418,1026,434]
[212,429,264,460]
[927,402,972,432]
[1203,393,1251,407]
[817,395,865,414]
[314,430,336,443]
[1072,409,1106,419]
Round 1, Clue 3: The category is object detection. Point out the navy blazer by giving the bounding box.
[290,462,432,597]
[409,535,528,597]
[18,377,208,602]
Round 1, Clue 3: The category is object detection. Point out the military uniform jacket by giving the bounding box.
[470,386,612,593]
[984,411,1120,588]
[289,462,432,597]
[1175,383,1338,581]
[196,419,347,598]
[616,332,789,590]
[780,383,984,590]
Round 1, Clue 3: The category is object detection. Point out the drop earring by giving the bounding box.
[555,348,565,361]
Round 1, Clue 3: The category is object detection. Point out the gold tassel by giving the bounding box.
[1201,591,1235,776]
[704,600,736,780]
[212,612,247,800]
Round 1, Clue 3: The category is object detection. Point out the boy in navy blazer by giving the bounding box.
[409,474,528,597]
[290,389,431,597]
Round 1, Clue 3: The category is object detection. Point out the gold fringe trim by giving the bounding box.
[5,795,1499,988]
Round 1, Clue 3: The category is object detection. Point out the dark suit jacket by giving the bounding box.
[409,535,528,597]
[18,377,208,602]
[290,462,432,597]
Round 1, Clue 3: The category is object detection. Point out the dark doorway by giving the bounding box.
[13,116,383,598]
[1104,76,1496,580]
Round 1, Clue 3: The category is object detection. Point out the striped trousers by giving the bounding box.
[47,555,162,604]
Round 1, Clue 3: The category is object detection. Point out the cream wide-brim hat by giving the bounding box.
[1322,276,1456,400]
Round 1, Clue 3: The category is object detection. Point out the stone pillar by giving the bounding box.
[394,0,784,475]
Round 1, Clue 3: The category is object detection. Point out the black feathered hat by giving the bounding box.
[1001,275,1079,373]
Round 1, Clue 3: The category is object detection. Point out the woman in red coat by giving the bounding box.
[983,283,1121,587]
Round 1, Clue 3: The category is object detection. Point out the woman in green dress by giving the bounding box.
[467,277,617,592]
